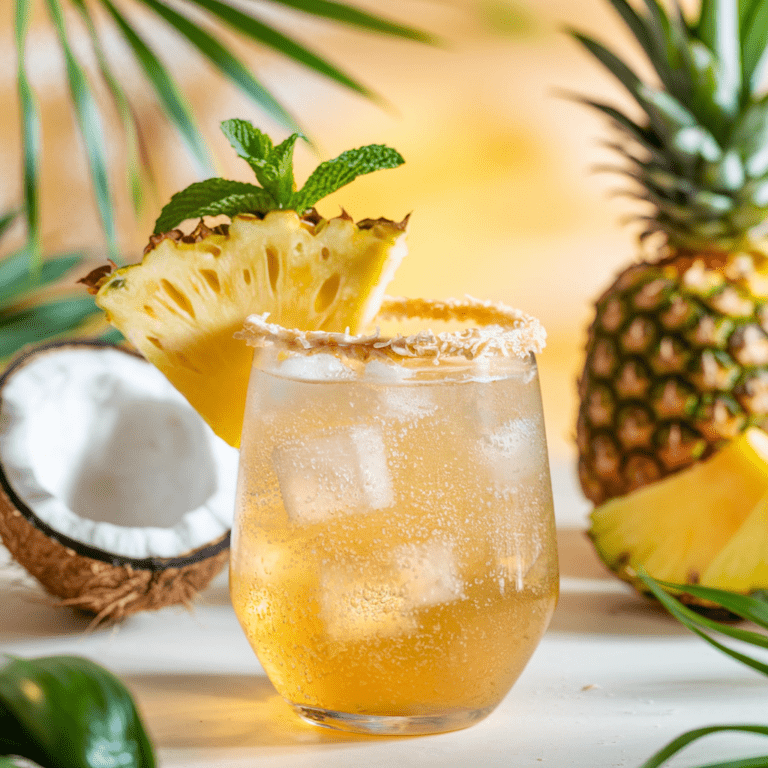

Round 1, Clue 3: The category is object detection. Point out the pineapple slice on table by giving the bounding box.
[84,120,407,447]
[700,492,768,593]
[590,428,768,590]
[573,1,768,507]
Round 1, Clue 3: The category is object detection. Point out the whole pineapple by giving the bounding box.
[576,0,768,508]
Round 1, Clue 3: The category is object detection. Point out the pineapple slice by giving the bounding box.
[94,211,407,447]
[589,428,768,587]
[700,493,768,592]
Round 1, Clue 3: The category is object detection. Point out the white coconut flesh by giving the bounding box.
[0,343,239,564]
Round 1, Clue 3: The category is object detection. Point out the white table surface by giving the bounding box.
[2,461,766,768]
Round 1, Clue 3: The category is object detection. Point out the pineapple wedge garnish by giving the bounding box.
[590,428,768,589]
[84,121,407,447]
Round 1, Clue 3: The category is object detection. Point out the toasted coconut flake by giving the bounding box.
[238,295,546,363]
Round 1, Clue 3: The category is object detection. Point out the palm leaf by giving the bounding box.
[0,211,119,360]
[14,0,41,270]
[181,0,382,104]
[11,0,432,273]
[70,0,149,214]
[98,0,215,178]
[636,573,768,768]
[43,0,118,261]
[639,725,768,768]
[0,297,104,359]
[264,0,437,43]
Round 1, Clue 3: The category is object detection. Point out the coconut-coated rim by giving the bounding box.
[0,339,230,572]
[238,296,546,361]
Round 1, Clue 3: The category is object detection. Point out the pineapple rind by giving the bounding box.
[578,254,768,504]
[589,428,768,587]
[96,211,407,447]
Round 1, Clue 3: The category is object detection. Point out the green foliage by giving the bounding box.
[12,0,434,260]
[153,119,405,232]
[0,210,115,360]
[0,654,155,768]
[637,573,768,768]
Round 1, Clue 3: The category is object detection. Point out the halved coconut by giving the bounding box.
[0,339,239,623]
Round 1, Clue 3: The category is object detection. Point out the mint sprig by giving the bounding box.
[153,119,404,233]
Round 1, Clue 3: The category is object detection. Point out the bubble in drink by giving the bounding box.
[272,425,394,523]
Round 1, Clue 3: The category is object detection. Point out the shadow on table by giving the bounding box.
[125,671,399,749]
[551,529,691,637]
[0,575,96,639]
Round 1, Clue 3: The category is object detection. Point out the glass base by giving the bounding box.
[291,703,495,736]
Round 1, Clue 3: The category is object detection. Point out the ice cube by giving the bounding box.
[273,426,394,523]
[318,540,464,642]
[381,387,437,422]
[363,359,413,383]
[479,417,539,487]
[277,352,355,381]
[394,540,465,608]
[320,565,414,641]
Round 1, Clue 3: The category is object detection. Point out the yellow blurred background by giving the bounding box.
[0,0,651,525]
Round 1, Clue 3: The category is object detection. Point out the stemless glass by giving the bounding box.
[229,297,559,736]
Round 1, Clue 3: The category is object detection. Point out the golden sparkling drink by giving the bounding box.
[230,349,558,733]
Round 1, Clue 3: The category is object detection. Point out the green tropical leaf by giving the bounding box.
[43,0,118,261]
[605,0,680,99]
[98,0,214,178]
[14,0,41,269]
[70,0,148,216]
[0,251,85,306]
[639,725,768,768]
[639,573,768,676]
[0,210,20,242]
[0,654,156,768]
[265,0,437,43]
[133,0,299,132]
[184,0,383,104]
[0,297,104,358]
[651,579,768,627]
[569,95,662,149]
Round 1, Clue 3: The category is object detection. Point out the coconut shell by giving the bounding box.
[0,339,232,624]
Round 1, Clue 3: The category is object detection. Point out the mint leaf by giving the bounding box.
[153,178,276,232]
[269,133,301,206]
[153,121,405,228]
[290,144,405,212]
[220,119,302,205]
[220,118,273,177]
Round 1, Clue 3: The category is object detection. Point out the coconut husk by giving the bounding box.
[0,489,229,625]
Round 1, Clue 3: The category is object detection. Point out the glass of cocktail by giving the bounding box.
[229,296,559,736]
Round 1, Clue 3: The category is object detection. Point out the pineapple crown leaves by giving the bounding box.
[570,0,768,251]
[153,120,405,234]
